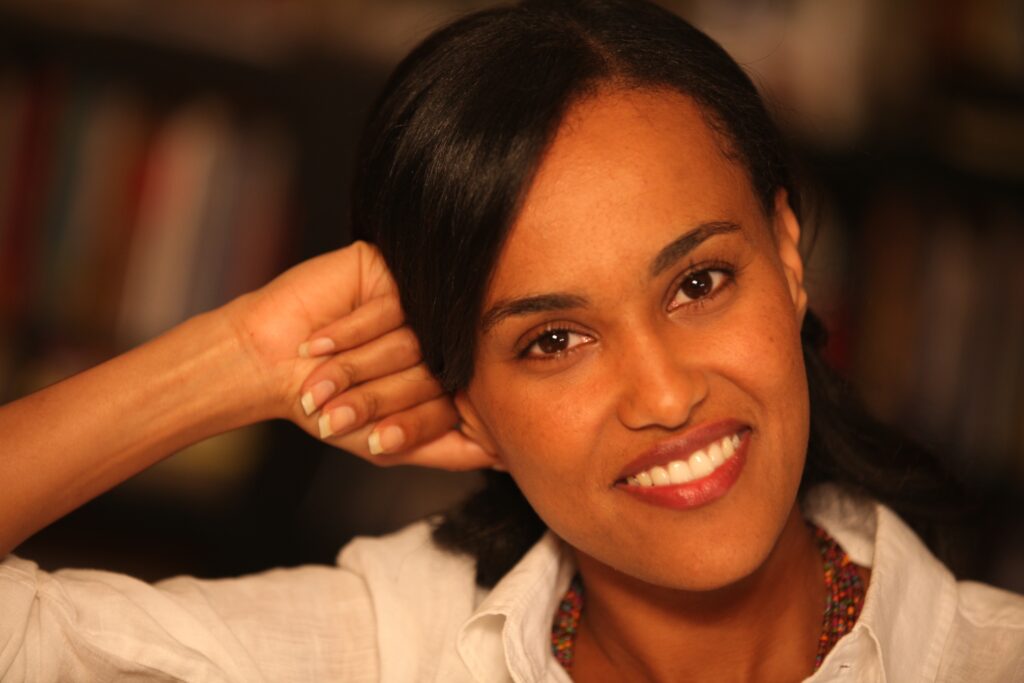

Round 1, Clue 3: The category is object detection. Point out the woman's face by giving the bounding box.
[457,88,810,590]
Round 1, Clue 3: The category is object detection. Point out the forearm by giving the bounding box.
[0,307,270,557]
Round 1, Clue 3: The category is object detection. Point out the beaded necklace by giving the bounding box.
[551,524,865,674]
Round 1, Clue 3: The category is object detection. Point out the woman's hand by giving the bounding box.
[0,240,491,555]
[222,241,496,471]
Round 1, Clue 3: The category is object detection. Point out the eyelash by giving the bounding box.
[668,260,735,311]
[517,324,594,361]
[517,261,736,362]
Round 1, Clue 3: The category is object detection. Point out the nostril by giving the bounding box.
[617,367,709,432]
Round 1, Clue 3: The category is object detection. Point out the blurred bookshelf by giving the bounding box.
[0,0,483,581]
[1,0,1022,591]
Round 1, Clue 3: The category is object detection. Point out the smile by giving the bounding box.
[625,432,742,488]
[615,422,751,510]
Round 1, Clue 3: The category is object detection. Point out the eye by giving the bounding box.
[521,327,594,359]
[669,268,732,309]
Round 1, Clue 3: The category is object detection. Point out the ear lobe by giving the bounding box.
[453,389,505,469]
[773,189,808,321]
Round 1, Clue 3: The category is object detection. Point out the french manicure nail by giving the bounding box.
[300,379,337,416]
[317,405,358,438]
[318,414,333,439]
[369,425,405,455]
[330,406,357,434]
[298,337,335,358]
[319,407,356,439]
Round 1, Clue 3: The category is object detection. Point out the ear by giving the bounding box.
[454,389,506,471]
[773,188,808,322]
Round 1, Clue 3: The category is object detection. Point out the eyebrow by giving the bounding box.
[481,293,588,333]
[480,220,742,333]
[649,221,741,278]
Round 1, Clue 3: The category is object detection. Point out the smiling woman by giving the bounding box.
[455,90,813,597]
[1,0,1022,681]
[352,0,1024,680]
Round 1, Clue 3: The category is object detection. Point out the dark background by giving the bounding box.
[1,0,1022,591]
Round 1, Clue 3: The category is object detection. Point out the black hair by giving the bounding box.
[354,0,972,587]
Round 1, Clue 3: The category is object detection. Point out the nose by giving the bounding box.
[615,329,709,431]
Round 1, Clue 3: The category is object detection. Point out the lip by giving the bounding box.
[613,420,751,511]
[614,418,750,482]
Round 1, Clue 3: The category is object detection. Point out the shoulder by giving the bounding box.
[335,520,574,683]
[938,580,1024,681]
[0,554,378,681]
[955,580,1024,629]
[336,520,481,630]
[337,519,478,590]
[336,521,490,682]
[804,484,1024,681]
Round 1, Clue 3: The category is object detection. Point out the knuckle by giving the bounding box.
[338,315,370,347]
[360,391,380,420]
[396,329,422,359]
[409,364,439,387]
[335,360,360,388]
[385,297,405,323]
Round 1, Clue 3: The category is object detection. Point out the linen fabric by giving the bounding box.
[1,484,1022,682]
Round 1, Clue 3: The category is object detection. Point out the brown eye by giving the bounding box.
[680,271,714,299]
[670,268,730,309]
[522,328,593,359]
[537,330,570,354]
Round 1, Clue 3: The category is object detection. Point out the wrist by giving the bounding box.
[183,303,282,430]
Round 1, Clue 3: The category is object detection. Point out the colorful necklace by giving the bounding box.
[551,524,865,673]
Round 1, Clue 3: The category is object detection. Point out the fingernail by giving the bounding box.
[298,337,335,358]
[333,406,357,433]
[368,425,405,455]
[318,414,333,439]
[300,379,336,416]
[319,406,356,440]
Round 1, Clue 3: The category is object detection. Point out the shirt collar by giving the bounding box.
[453,484,961,683]
[804,484,959,682]
[456,531,575,683]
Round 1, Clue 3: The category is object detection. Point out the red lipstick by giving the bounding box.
[615,421,750,510]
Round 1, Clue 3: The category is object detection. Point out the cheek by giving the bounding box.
[482,369,611,474]
[718,276,810,466]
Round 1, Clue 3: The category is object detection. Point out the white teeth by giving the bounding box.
[625,432,745,488]
[689,451,713,477]
[668,460,693,484]
[708,442,724,467]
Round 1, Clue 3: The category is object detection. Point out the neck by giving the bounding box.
[571,505,822,683]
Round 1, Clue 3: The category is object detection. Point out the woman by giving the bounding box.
[1,1,1021,681]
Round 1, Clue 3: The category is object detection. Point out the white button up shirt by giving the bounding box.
[2,484,1022,682]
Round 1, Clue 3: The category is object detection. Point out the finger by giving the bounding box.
[317,363,443,438]
[298,326,422,417]
[328,398,496,470]
[366,394,459,456]
[298,295,404,358]
[396,430,499,471]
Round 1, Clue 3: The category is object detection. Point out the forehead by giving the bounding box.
[485,88,762,302]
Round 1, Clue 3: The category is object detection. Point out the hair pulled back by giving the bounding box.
[354,0,793,392]
[354,0,969,587]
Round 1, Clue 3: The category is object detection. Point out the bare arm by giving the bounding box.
[0,309,262,558]
[0,241,493,559]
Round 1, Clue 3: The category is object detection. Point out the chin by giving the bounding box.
[567,485,802,594]
[600,529,782,593]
